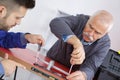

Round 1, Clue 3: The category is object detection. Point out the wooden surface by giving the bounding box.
[0,47,69,80]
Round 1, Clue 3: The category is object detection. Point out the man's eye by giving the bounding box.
[16,17,20,19]
[89,25,93,30]
[95,31,101,35]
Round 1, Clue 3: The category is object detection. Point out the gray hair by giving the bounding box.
[90,10,114,32]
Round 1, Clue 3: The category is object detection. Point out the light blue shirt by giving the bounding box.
[62,35,93,45]
[0,63,4,77]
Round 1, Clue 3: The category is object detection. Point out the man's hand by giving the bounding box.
[25,34,45,46]
[1,54,26,76]
[67,35,85,65]
[66,71,87,80]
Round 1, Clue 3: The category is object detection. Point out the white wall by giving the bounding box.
[10,0,120,52]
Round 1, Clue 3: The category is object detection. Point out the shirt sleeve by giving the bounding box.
[0,63,5,76]
[62,35,74,42]
[0,30,27,48]
[49,15,80,40]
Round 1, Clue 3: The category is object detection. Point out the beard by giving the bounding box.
[0,18,10,31]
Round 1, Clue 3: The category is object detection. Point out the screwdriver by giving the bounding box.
[68,64,73,75]
[35,44,42,63]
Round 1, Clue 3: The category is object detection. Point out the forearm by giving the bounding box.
[66,35,82,47]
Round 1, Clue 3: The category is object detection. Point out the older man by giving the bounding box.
[47,10,114,80]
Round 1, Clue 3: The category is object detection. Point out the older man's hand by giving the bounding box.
[25,34,45,46]
[66,71,87,80]
[67,35,85,65]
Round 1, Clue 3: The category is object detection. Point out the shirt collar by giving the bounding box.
[81,38,93,45]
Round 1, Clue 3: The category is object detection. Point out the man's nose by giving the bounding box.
[16,20,21,25]
[89,30,94,36]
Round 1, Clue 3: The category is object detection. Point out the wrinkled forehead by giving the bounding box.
[89,15,111,31]
[89,11,113,31]
[87,16,109,34]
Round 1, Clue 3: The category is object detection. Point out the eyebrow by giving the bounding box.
[17,16,24,18]
[89,24,102,35]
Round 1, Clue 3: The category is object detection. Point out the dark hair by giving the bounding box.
[0,0,35,9]
[14,0,35,8]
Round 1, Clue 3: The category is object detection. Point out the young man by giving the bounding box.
[0,0,45,77]
[47,10,114,80]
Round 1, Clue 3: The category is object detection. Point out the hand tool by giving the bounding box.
[68,64,73,75]
[35,44,41,63]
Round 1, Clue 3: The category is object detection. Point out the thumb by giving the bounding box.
[16,63,26,69]
[4,53,9,59]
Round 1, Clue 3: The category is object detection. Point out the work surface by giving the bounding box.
[0,47,70,80]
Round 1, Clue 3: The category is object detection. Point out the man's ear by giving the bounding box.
[0,6,7,18]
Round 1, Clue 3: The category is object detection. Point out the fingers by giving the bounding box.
[26,34,45,45]
[71,52,81,59]
[4,53,8,59]
[72,47,80,54]
[70,48,85,65]
[66,71,83,80]
[8,60,26,69]
[37,35,45,46]
[10,60,26,69]
[70,57,84,65]
[15,62,26,69]
[71,46,82,58]
[67,71,80,78]
[4,53,26,69]
[70,56,85,65]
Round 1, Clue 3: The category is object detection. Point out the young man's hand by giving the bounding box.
[25,34,45,46]
[1,54,26,76]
